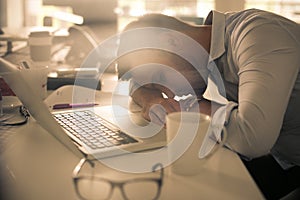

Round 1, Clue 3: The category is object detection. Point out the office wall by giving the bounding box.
[0,0,24,29]
[0,0,7,27]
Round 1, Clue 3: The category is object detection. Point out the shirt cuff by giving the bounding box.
[199,105,227,158]
[224,101,238,125]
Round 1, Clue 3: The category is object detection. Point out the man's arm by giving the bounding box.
[223,19,300,158]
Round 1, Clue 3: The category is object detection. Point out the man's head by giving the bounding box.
[117,14,209,96]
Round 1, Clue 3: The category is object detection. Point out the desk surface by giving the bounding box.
[0,85,265,200]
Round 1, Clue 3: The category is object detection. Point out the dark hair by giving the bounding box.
[123,13,191,32]
[117,14,193,79]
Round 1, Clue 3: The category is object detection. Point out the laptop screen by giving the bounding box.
[0,58,84,158]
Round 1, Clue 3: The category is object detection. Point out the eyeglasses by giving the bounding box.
[72,158,164,200]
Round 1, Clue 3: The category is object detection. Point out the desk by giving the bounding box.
[0,85,265,200]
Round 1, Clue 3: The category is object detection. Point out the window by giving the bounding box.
[245,0,300,22]
[116,0,214,30]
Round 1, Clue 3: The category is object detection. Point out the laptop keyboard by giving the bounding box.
[53,110,138,150]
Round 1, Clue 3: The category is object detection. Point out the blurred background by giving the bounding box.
[2,0,300,90]
[2,0,300,36]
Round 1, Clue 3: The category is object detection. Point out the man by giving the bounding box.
[117,9,300,199]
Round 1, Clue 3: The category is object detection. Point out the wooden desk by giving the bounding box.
[0,86,265,200]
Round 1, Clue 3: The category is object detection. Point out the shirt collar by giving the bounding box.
[204,10,226,62]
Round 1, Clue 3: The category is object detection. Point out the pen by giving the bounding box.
[53,103,98,110]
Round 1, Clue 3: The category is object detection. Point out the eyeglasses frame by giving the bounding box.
[72,158,164,200]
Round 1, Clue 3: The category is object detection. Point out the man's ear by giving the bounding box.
[159,32,181,48]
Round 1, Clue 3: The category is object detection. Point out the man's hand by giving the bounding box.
[131,84,180,125]
[131,84,214,126]
[143,97,180,125]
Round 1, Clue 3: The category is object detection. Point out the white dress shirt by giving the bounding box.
[204,9,300,169]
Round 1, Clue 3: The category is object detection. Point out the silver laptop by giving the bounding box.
[51,103,166,159]
[0,58,166,159]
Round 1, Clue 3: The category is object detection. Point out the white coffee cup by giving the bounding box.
[166,112,211,176]
[28,31,52,62]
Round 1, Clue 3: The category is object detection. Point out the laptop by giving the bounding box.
[0,58,166,159]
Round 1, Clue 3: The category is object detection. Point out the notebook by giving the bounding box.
[0,58,166,159]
